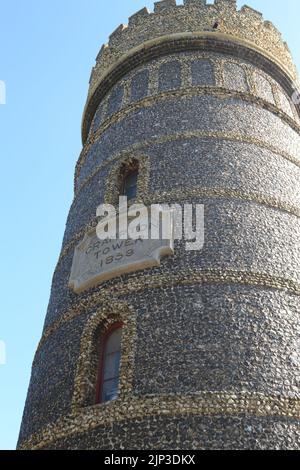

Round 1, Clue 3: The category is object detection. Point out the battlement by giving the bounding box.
[82,0,298,142]
[91,0,296,84]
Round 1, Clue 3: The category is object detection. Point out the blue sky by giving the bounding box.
[0,0,299,450]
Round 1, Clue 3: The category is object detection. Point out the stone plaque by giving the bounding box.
[69,217,174,293]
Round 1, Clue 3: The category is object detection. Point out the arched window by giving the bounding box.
[119,159,139,200]
[96,323,123,404]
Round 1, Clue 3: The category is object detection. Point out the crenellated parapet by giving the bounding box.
[90,0,296,87]
[81,0,299,142]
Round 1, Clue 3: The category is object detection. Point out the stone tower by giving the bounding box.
[19,0,300,450]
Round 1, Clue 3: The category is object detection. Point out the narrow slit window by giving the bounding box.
[122,169,138,200]
[97,323,123,404]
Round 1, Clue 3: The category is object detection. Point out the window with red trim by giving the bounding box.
[96,323,123,404]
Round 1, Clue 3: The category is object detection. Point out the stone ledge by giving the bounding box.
[81,35,299,144]
[18,391,300,450]
[60,186,300,274]
[37,269,300,354]
[77,87,300,185]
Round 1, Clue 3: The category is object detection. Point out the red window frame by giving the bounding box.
[96,322,123,404]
